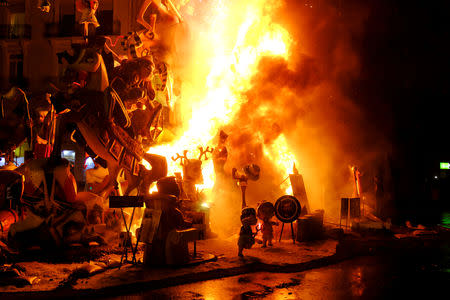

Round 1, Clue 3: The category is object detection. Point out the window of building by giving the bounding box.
[61,150,76,164]
[60,0,76,36]
[96,0,114,35]
[14,156,24,166]
[10,12,25,37]
[96,9,113,35]
[9,53,23,85]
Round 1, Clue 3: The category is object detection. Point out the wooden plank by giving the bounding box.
[289,174,310,215]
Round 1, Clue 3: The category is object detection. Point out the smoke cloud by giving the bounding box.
[171,1,393,235]
[213,1,392,228]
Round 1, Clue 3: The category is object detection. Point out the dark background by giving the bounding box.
[279,0,450,224]
[347,0,450,223]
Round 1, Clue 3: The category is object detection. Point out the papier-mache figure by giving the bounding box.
[213,130,228,177]
[238,207,258,257]
[137,0,182,38]
[257,201,279,248]
[76,0,100,41]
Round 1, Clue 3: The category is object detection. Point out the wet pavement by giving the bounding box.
[0,237,339,296]
[2,216,449,298]
[106,251,450,300]
[98,223,450,300]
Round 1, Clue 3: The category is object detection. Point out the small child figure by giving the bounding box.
[257,201,279,248]
[238,207,258,257]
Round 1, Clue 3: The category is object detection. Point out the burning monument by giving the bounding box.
[0,0,375,269]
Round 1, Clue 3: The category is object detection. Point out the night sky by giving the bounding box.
[280,0,450,222]
[344,0,450,220]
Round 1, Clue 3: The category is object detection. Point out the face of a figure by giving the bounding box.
[242,215,258,226]
[45,93,51,104]
[183,160,203,184]
[92,0,99,11]
[140,60,153,79]
[38,110,48,123]
[153,76,164,91]
[155,81,163,91]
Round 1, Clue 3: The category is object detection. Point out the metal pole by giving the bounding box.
[291,222,295,244]
[241,185,246,208]
[279,222,284,242]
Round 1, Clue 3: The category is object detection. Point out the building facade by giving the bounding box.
[0,0,142,93]
[0,0,153,184]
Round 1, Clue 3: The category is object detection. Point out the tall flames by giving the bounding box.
[147,0,297,201]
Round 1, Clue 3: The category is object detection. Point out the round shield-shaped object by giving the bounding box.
[274,195,302,223]
[257,201,275,219]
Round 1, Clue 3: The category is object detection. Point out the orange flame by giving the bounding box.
[264,134,297,194]
[147,0,296,200]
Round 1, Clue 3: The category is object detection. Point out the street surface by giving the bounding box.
[106,250,450,299]
[100,213,450,299]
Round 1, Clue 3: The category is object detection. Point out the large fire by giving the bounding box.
[146,0,296,203]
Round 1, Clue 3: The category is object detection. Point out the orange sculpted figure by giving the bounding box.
[76,0,100,40]
[257,201,278,248]
[238,207,258,257]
